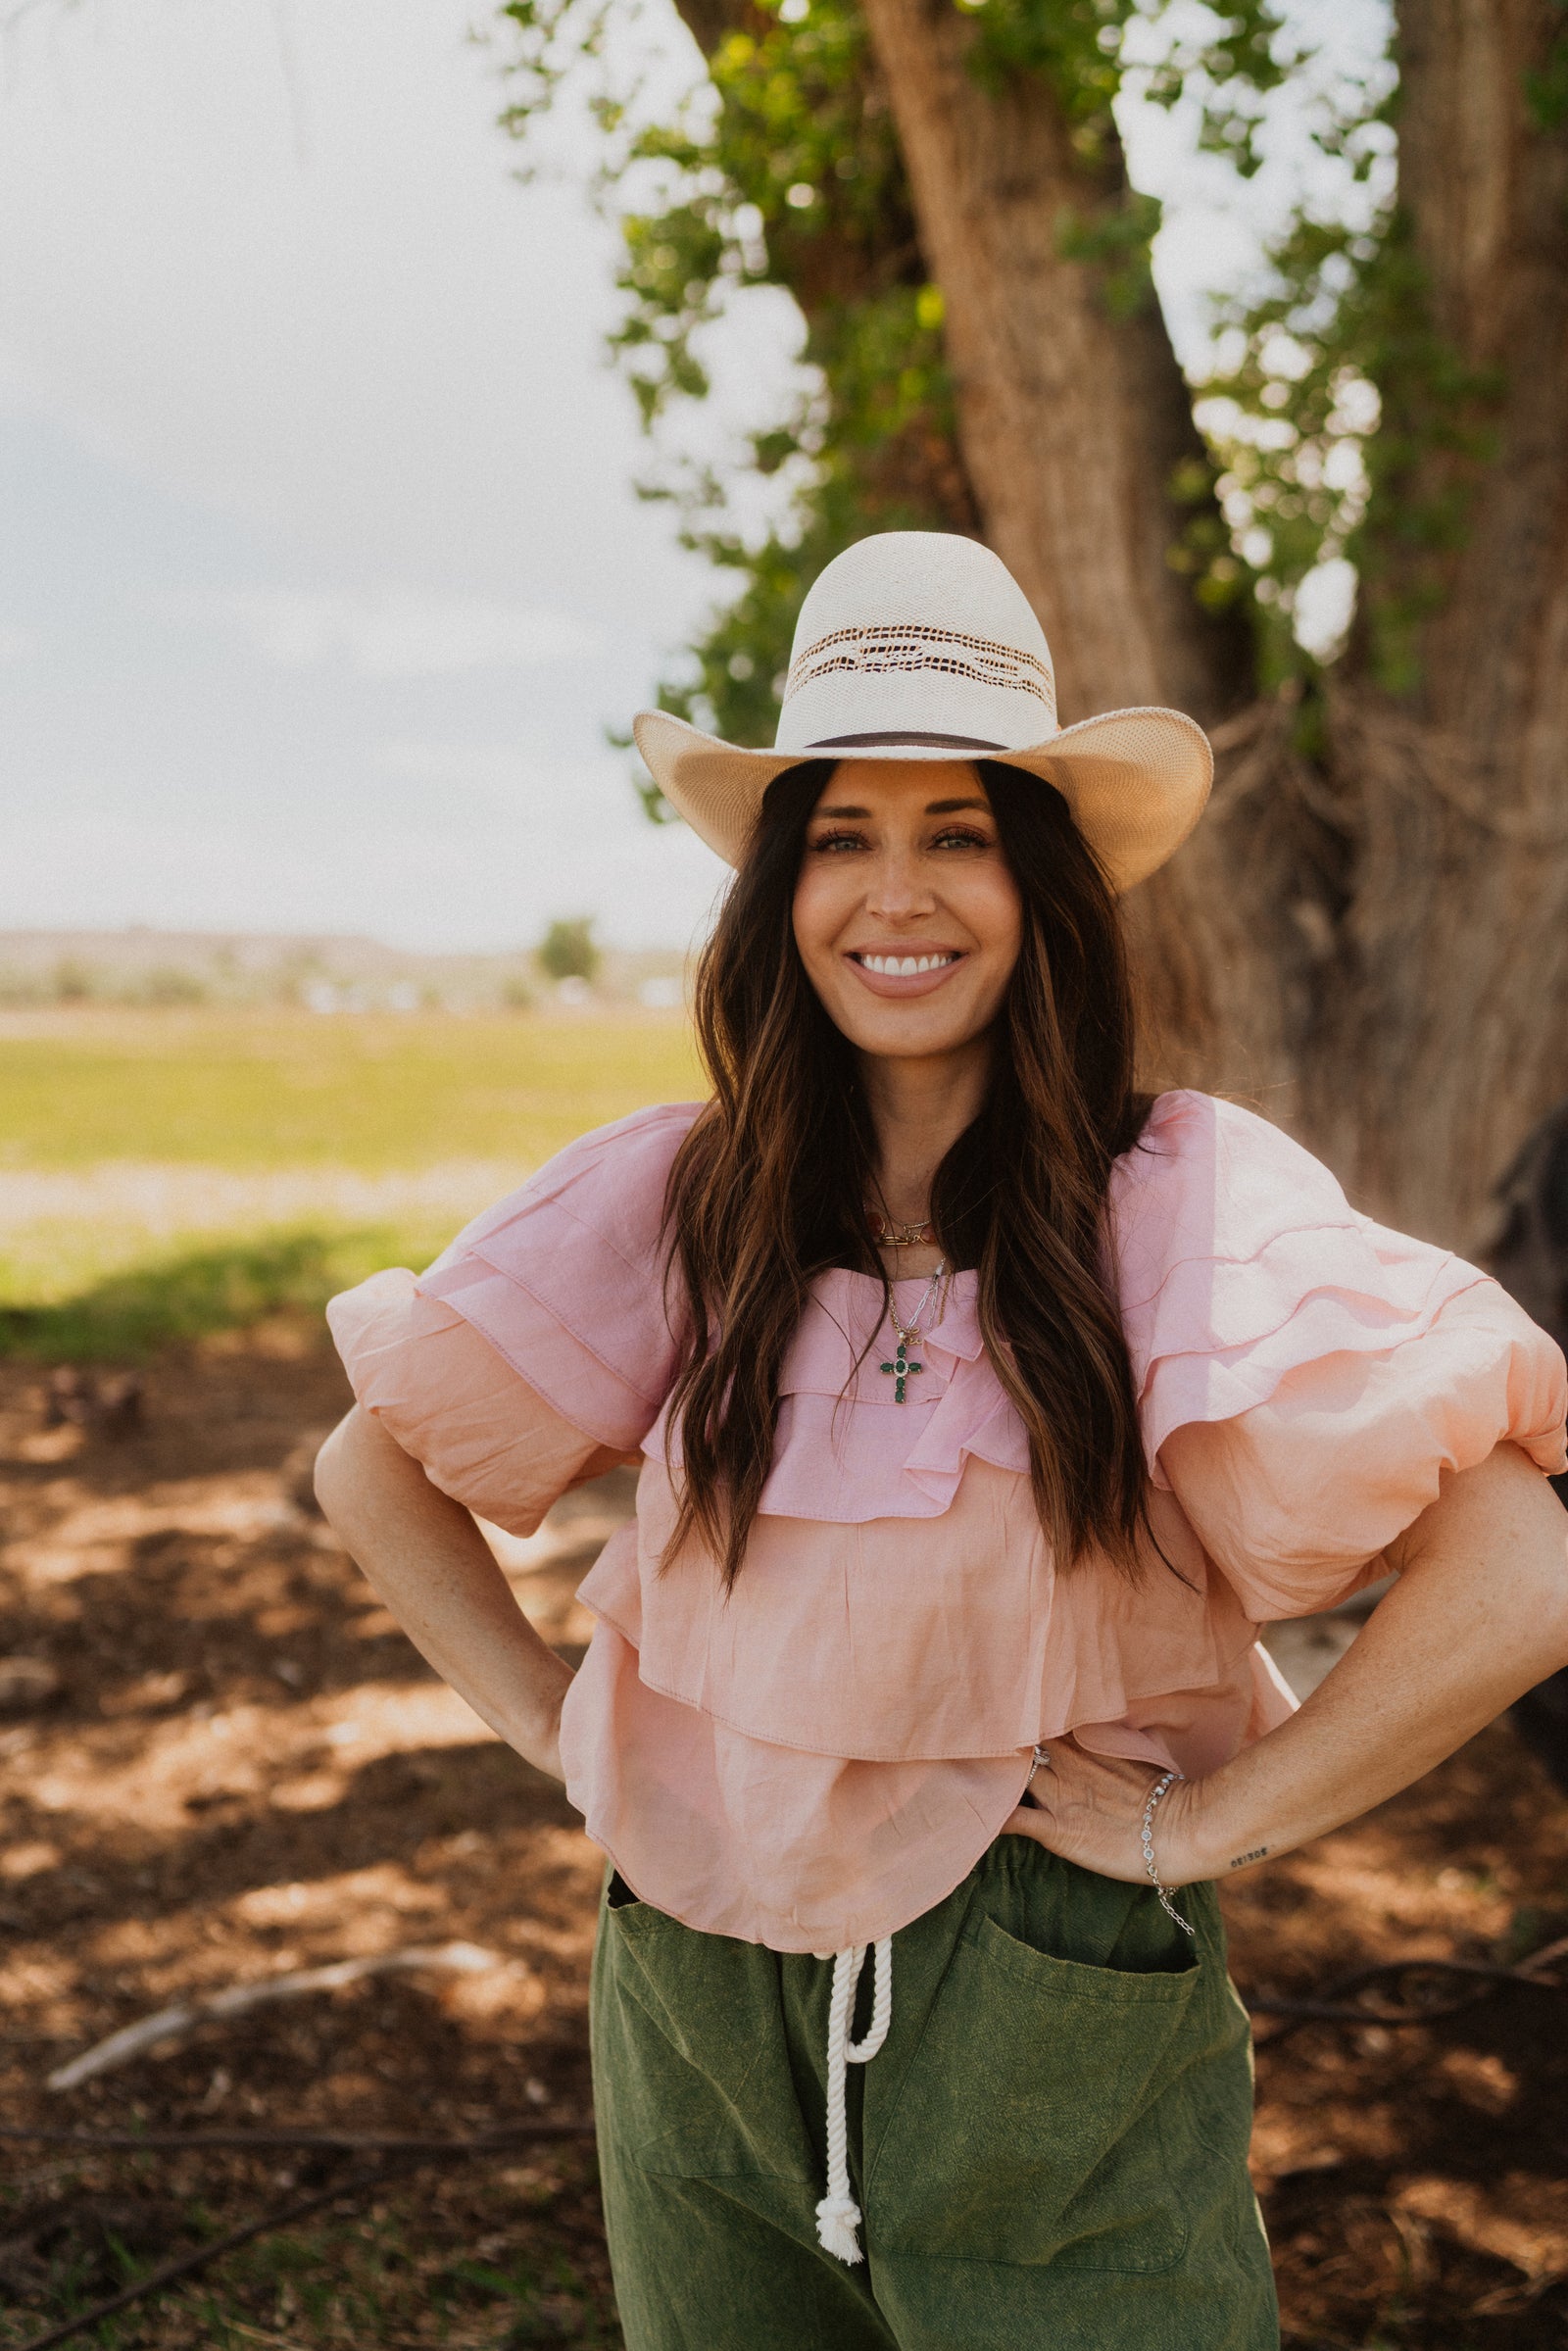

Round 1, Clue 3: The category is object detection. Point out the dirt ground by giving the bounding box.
[2,1326,1567,2349]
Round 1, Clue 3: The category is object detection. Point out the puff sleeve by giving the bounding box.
[324,1102,702,1536]
[1114,1092,1568,1624]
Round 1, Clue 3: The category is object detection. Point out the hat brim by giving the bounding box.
[632,706,1213,895]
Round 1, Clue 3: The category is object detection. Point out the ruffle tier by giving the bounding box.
[416,1102,701,1452]
[1110,1091,1513,1476]
[576,1461,1260,1763]
[641,1268,1030,1522]
[556,1609,1298,1952]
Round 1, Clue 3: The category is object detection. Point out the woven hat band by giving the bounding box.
[807,732,1006,752]
[785,620,1053,705]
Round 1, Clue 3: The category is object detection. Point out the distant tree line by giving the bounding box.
[0,919,654,1012]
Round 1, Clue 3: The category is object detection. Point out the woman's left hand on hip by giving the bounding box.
[1002,1738,1203,1886]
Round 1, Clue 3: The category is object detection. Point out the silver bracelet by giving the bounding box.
[1140,1770,1197,1938]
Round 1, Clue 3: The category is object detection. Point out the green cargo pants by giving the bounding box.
[591,1833,1278,2349]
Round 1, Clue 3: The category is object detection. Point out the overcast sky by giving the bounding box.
[0,0,1383,955]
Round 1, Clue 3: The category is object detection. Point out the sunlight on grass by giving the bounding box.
[0,1229,427,1361]
[0,1167,517,1305]
[0,1007,704,1169]
[0,1008,706,1357]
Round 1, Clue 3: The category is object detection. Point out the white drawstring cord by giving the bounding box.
[813,1751,1048,2264]
[813,1937,893,2265]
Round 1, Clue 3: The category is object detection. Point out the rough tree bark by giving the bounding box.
[1116,0,1568,1244]
[1299,0,1568,1240]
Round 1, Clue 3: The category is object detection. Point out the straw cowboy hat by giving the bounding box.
[633,530,1212,893]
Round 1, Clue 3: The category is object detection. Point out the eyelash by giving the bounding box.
[808,826,992,855]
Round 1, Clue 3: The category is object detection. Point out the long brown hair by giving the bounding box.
[662,757,1157,1588]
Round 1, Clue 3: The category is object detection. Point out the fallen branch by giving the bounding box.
[46,1942,500,2091]
[1248,1932,1568,2045]
[36,1927,1568,2093]
[3,2118,601,2351]
[0,2120,595,2154]
[10,2154,406,2351]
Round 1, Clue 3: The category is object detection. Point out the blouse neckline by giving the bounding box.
[808,1265,983,1363]
[829,1266,979,1291]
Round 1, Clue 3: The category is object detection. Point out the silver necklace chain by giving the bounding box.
[889,1257,947,1347]
[879,1258,948,1403]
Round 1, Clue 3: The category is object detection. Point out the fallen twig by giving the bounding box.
[10,2154,405,2351]
[46,1941,501,2090]
[2,2121,599,2351]
[0,2119,595,2154]
[1248,1933,1568,2045]
[211,2320,315,2351]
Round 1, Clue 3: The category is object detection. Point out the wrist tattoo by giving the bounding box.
[1228,1846,1269,1871]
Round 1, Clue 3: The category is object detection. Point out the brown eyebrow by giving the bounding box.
[809,797,993,820]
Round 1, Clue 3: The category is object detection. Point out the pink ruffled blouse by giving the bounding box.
[326,1091,1568,1955]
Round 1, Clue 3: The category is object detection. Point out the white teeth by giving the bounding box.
[860,952,955,976]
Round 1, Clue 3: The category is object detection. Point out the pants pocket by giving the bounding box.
[592,1898,816,2187]
[867,1904,1201,2272]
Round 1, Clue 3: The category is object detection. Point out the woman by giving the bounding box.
[316,532,1568,2351]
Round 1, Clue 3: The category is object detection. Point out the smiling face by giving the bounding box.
[791,759,1023,1063]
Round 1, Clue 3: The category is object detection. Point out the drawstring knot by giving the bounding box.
[813,1937,893,2266]
[813,2191,866,2268]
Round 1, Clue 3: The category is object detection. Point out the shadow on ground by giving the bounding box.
[2,1324,1567,2346]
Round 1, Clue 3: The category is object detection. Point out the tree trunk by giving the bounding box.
[860,0,1568,1249]
[855,0,1251,729]
[1141,0,1568,1253]
[1298,0,1568,1242]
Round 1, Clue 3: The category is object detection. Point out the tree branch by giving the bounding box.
[46,1944,501,2092]
[667,0,752,62]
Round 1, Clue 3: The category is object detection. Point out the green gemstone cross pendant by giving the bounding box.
[879,1340,924,1403]
[877,1256,947,1403]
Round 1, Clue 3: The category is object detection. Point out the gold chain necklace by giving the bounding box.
[868,1212,935,1247]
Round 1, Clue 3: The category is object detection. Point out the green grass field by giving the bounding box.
[0,1008,706,1358]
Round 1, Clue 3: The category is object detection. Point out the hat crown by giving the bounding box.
[776,531,1058,755]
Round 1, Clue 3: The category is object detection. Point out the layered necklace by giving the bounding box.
[868,1207,947,1402]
